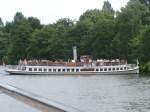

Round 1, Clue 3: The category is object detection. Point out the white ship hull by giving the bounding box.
[6,65,139,75]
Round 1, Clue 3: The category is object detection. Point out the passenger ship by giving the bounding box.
[6,47,139,75]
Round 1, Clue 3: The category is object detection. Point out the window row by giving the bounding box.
[27,67,129,72]
[95,67,128,72]
[28,68,80,72]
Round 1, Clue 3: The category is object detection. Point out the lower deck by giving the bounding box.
[6,65,139,75]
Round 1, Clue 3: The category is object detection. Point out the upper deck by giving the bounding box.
[18,58,128,67]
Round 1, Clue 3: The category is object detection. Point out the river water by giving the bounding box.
[0,67,150,112]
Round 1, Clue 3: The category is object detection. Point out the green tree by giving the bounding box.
[102,1,114,14]
[91,12,115,59]
[0,19,9,64]
[113,0,148,59]
[28,17,42,30]
[6,12,32,64]
[132,27,150,63]
[28,18,74,60]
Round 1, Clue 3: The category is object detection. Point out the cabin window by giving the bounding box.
[44,68,47,72]
[29,68,32,71]
[100,68,103,71]
[117,68,119,70]
[71,69,74,72]
[39,68,42,71]
[67,69,70,72]
[53,69,56,72]
[124,67,126,70]
[113,68,115,71]
[58,69,61,72]
[120,67,123,70]
[34,68,37,71]
[109,68,111,71]
[104,68,107,71]
[76,69,79,72]
[63,69,65,72]
[96,69,99,71]
[49,69,51,72]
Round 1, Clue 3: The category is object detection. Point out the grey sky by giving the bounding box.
[0,0,129,24]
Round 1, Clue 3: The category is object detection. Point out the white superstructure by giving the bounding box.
[6,63,139,75]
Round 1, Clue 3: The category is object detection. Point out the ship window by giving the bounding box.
[100,68,103,71]
[63,69,65,72]
[117,68,119,70]
[67,69,70,72]
[109,68,111,71]
[96,69,99,71]
[124,67,126,70]
[49,69,51,72]
[104,68,107,71]
[44,68,47,72]
[76,69,79,72]
[53,69,56,72]
[39,68,42,71]
[34,68,37,71]
[29,68,32,71]
[120,67,123,70]
[71,69,74,72]
[113,68,115,71]
[58,69,61,72]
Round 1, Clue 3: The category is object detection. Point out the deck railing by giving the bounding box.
[7,64,138,69]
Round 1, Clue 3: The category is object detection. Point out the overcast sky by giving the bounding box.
[0,0,129,24]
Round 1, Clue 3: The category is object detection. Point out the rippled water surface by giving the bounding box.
[1,66,150,112]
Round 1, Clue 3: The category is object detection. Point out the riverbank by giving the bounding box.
[0,83,71,112]
[0,87,40,112]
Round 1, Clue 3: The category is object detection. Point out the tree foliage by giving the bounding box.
[0,0,149,67]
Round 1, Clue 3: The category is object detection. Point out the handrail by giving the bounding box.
[6,64,138,69]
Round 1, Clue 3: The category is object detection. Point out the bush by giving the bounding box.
[140,62,150,75]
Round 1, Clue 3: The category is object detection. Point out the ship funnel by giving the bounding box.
[73,46,77,61]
